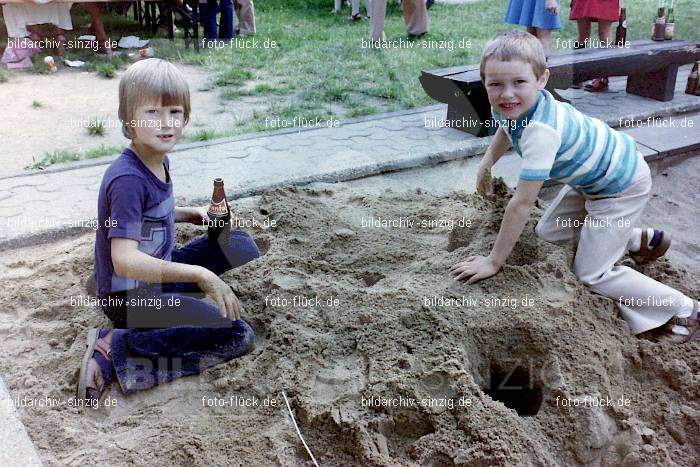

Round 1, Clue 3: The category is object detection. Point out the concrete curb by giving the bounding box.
[0,377,43,467]
[1,136,697,254]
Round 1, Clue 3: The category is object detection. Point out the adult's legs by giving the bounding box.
[351,0,371,17]
[235,0,256,35]
[371,0,387,40]
[85,3,114,56]
[200,0,219,41]
[351,0,360,16]
[583,18,612,91]
[26,24,42,42]
[402,0,427,36]
[576,18,591,46]
[218,0,233,39]
[597,19,612,43]
[527,26,552,56]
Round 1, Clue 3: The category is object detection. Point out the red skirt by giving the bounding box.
[569,0,620,21]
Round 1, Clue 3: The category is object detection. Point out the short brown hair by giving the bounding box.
[480,30,547,81]
[118,58,191,139]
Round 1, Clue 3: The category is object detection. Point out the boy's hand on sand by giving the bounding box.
[196,269,242,321]
[476,166,496,201]
[450,256,500,284]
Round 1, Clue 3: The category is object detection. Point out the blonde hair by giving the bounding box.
[118,58,191,139]
[480,30,547,81]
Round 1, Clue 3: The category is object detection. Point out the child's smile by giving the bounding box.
[483,58,549,120]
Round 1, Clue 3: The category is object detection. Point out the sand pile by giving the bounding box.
[0,183,698,466]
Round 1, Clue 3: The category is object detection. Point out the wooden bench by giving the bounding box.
[419,40,700,137]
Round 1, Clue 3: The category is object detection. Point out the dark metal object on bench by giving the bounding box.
[419,40,700,137]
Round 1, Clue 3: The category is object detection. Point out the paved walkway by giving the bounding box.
[1,66,699,250]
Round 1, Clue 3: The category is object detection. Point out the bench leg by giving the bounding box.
[626,65,679,102]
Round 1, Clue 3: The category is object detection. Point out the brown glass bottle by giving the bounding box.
[652,7,666,41]
[686,62,699,95]
[615,8,627,46]
[207,178,231,246]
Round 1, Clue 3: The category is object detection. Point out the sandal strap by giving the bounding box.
[94,339,112,361]
[671,316,699,327]
[638,229,650,257]
[92,348,114,388]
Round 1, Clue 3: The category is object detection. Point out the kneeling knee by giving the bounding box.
[238,320,256,355]
[573,264,602,288]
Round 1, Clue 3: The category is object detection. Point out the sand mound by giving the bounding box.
[0,185,698,466]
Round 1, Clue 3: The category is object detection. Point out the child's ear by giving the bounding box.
[538,68,550,89]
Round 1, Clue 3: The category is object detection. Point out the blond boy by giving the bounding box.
[78,59,259,404]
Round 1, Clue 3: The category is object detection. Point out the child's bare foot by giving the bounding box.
[77,329,114,404]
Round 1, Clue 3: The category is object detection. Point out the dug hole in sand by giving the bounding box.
[0,178,698,466]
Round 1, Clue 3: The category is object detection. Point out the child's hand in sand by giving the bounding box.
[450,255,500,284]
[196,269,242,321]
[476,165,496,201]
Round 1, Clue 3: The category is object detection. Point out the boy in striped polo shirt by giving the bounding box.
[450,30,698,344]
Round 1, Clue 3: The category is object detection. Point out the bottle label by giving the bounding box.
[665,23,674,39]
[208,199,228,216]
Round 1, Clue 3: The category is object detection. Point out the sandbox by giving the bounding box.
[0,165,698,466]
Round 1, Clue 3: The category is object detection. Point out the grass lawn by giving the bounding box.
[2,0,699,167]
[165,0,700,129]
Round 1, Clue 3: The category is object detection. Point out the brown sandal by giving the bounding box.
[77,329,113,406]
[630,229,671,265]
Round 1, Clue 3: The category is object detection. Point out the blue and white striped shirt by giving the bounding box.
[492,90,639,195]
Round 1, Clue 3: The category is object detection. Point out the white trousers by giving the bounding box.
[535,157,693,334]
